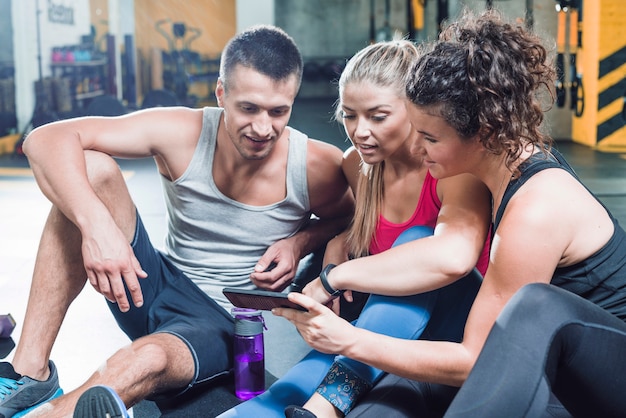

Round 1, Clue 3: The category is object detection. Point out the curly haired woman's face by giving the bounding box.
[340,82,417,165]
[407,104,481,179]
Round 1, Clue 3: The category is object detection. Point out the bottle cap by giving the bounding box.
[231,308,265,336]
[235,318,264,336]
[231,308,262,318]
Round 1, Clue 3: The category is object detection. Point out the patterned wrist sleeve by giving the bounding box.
[315,361,373,414]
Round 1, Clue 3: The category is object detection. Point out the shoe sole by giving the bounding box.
[13,387,64,418]
[73,386,128,418]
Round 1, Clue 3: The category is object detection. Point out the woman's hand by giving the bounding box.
[273,292,357,354]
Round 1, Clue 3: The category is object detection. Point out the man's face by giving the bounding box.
[216,65,299,160]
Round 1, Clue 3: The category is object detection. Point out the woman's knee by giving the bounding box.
[499,283,586,329]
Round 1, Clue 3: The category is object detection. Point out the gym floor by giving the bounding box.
[1,97,625,415]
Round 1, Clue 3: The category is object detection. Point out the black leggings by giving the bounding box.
[445,283,626,418]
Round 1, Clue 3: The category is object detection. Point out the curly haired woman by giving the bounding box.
[277,9,626,417]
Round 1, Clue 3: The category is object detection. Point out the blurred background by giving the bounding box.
[0,0,624,155]
[0,2,625,408]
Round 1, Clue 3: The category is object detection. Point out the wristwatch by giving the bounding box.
[320,264,343,298]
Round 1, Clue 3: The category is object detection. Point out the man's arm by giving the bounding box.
[22,108,204,310]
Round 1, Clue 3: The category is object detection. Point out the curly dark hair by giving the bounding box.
[406,9,556,170]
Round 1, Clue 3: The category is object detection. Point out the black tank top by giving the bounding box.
[494,148,626,322]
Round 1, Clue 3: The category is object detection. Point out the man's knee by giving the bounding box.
[84,150,126,194]
[130,340,170,372]
[131,333,195,375]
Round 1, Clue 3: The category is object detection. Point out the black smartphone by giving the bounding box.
[222,288,307,311]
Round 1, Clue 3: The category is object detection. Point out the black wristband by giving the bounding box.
[320,264,343,298]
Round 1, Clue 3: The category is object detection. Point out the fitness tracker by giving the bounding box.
[320,263,343,298]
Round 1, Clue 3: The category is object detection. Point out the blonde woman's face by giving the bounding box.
[340,82,417,165]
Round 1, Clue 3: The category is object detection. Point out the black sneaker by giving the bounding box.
[285,405,318,418]
[73,385,129,418]
[0,360,63,417]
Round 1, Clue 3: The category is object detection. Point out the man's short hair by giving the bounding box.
[219,25,303,92]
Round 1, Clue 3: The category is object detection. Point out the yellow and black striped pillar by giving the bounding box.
[571,0,626,151]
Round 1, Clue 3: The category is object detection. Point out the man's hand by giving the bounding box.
[251,238,299,291]
[81,219,147,312]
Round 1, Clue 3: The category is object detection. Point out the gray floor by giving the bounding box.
[1,98,626,414]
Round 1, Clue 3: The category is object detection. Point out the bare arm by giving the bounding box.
[23,107,203,222]
[22,107,203,310]
[307,172,491,302]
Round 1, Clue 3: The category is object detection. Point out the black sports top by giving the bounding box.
[494,148,626,322]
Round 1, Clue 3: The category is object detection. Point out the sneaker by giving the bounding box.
[0,360,64,418]
[73,385,129,418]
[284,405,318,418]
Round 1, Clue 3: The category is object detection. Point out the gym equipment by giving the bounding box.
[84,95,127,117]
[303,61,323,83]
[555,0,583,116]
[0,66,17,136]
[14,0,56,156]
[0,313,16,361]
[555,2,567,107]
[408,0,425,40]
[321,59,345,81]
[0,338,15,359]
[369,0,404,43]
[154,19,203,107]
[569,0,626,150]
[569,3,584,117]
[141,89,178,109]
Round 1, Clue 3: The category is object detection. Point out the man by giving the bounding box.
[0,25,353,418]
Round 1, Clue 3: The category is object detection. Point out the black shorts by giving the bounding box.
[106,213,234,396]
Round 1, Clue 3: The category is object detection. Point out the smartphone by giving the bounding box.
[222,288,307,311]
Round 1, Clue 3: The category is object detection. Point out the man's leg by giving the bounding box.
[7,151,194,417]
[36,332,195,417]
[12,151,136,380]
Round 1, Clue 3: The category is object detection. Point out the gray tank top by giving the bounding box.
[161,107,311,308]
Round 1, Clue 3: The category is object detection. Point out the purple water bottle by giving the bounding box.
[232,308,266,400]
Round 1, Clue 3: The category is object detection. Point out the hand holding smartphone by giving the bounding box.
[222,288,307,311]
